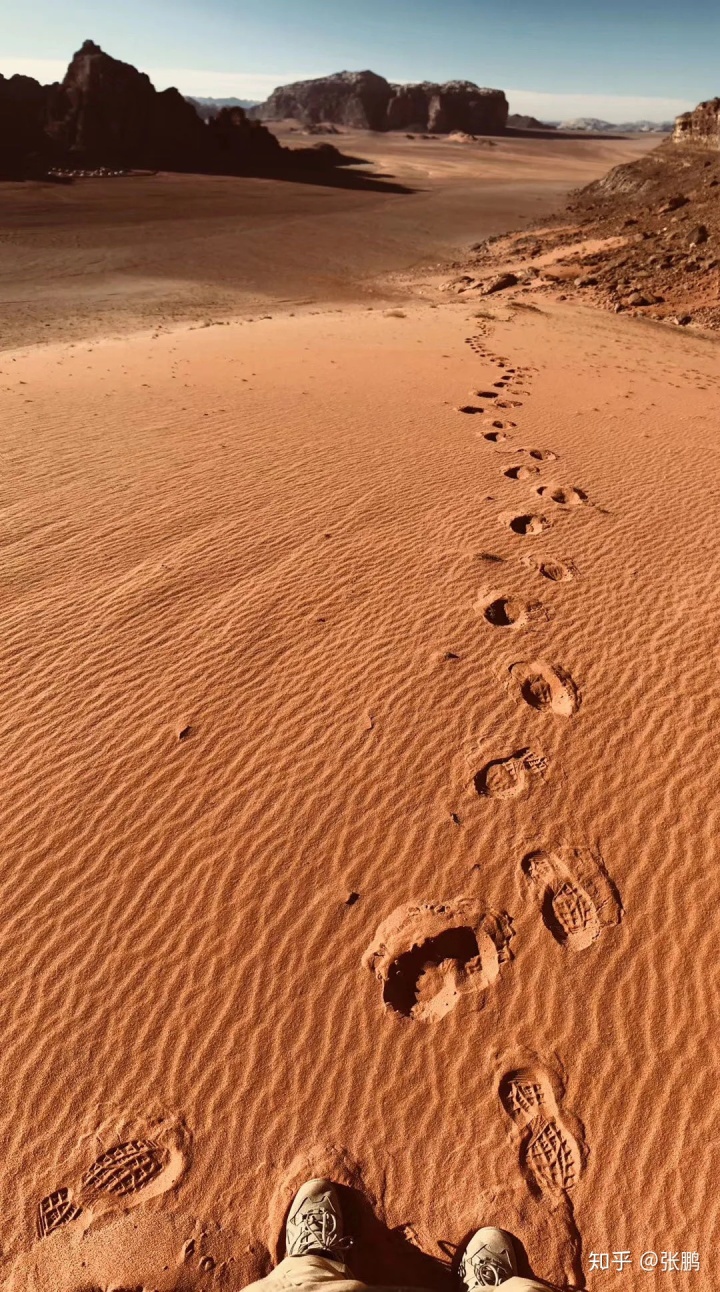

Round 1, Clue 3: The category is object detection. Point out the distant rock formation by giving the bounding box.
[0,41,353,179]
[48,41,282,172]
[507,113,555,131]
[674,98,720,147]
[44,41,207,169]
[251,70,509,134]
[557,117,672,134]
[615,120,673,133]
[252,70,390,130]
[558,117,617,132]
[186,96,261,122]
[0,72,53,177]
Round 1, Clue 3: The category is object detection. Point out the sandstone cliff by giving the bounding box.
[49,41,282,173]
[252,70,391,131]
[0,41,351,179]
[251,70,509,134]
[0,72,55,177]
[674,98,720,147]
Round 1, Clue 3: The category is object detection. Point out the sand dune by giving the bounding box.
[1,280,719,1291]
[0,132,654,351]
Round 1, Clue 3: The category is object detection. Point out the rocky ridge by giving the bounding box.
[507,114,555,131]
[250,70,509,134]
[0,41,349,180]
[186,96,260,121]
[674,98,720,147]
[440,98,720,331]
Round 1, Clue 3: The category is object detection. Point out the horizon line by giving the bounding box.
[0,56,698,120]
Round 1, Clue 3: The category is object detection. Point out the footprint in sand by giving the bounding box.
[503,464,541,481]
[457,404,484,414]
[37,1120,188,1238]
[479,594,548,628]
[474,389,500,399]
[363,901,513,1023]
[482,595,527,626]
[536,485,588,508]
[509,659,580,716]
[37,1190,82,1238]
[530,557,577,582]
[499,1064,584,1196]
[499,511,551,536]
[484,430,508,443]
[520,448,558,462]
[485,418,516,430]
[475,749,548,799]
[496,399,524,409]
[522,847,622,950]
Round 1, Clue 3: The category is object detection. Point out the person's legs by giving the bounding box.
[243,1179,366,1292]
[243,1253,362,1292]
[242,1182,551,1292]
[459,1227,551,1291]
[498,1280,550,1292]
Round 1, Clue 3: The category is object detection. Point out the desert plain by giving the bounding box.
[1,126,719,1292]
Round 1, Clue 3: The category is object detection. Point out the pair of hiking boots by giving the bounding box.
[286,1179,518,1289]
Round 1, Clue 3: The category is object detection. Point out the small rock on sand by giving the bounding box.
[688,224,709,246]
[484,272,519,294]
[660,194,689,212]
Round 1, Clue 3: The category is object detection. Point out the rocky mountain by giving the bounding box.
[674,97,720,146]
[187,96,260,121]
[559,117,672,133]
[616,120,673,133]
[250,70,509,134]
[507,113,555,131]
[0,72,52,177]
[558,117,615,131]
[0,42,349,179]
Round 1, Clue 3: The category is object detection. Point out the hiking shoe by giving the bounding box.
[459,1227,517,1288]
[285,1178,350,1262]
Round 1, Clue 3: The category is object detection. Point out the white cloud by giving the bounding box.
[506,88,694,123]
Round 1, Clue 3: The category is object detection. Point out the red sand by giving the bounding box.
[1,132,718,1292]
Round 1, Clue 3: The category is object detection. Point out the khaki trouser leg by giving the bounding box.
[242,1254,364,1292]
[501,1279,553,1291]
[242,1255,551,1292]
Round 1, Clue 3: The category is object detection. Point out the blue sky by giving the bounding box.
[3,0,717,121]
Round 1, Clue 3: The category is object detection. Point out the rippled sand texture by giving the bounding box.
[2,301,720,1291]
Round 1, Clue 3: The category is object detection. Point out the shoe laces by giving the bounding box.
[461,1250,509,1288]
[292,1200,353,1259]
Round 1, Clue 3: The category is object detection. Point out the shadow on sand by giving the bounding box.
[254,154,417,195]
[30,153,418,196]
[334,1189,549,1290]
[336,1184,453,1290]
[504,126,632,142]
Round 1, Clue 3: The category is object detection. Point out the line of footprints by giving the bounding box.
[363,329,623,1207]
[31,333,616,1243]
